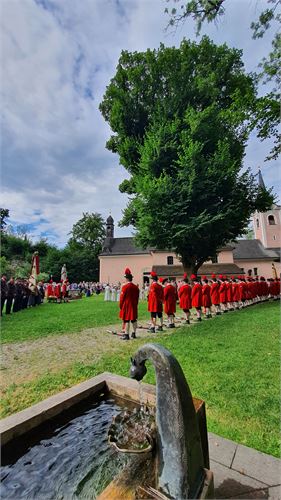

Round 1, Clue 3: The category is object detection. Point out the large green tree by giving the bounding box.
[165,0,280,160]
[100,38,274,272]
[69,212,105,251]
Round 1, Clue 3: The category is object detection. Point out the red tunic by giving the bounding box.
[55,284,61,298]
[226,282,233,302]
[46,284,54,298]
[61,283,67,297]
[202,284,211,308]
[219,282,227,304]
[232,283,240,302]
[191,283,202,308]
[164,284,177,315]
[210,282,220,305]
[119,282,139,321]
[178,284,192,310]
[148,282,164,313]
[239,281,247,301]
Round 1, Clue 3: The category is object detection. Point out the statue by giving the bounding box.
[130,343,205,499]
[61,263,67,283]
[29,252,39,286]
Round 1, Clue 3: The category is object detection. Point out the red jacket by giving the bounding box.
[202,284,211,308]
[191,283,202,308]
[54,284,61,298]
[232,282,240,302]
[226,282,233,302]
[239,281,247,300]
[219,281,227,304]
[119,282,139,321]
[210,282,220,305]
[148,282,164,313]
[164,284,177,315]
[46,284,54,298]
[178,284,192,310]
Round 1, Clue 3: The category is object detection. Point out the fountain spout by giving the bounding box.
[130,343,205,499]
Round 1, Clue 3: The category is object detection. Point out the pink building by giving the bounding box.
[99,181,280,284]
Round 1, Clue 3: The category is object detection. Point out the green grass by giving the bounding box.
[1,301,280,457]
[1,295,149,343]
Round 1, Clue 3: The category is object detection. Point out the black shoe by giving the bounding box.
[131,333,136,339]
[156,326,163,332]
[197,317,202,322]
[185,320,190,324]
[148,327,155,333]
[168,324,175,328]
[120,334,130,341]
[216,312,221,315]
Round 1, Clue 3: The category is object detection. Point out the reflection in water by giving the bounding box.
[1,398,130,499]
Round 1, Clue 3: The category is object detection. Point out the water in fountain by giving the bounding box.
[1,395,133,499]
[108,404,156,453]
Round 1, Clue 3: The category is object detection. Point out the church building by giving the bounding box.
[99,175,280,285]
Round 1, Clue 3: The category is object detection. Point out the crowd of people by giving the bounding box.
[1,276,45,315]
[118,269,280,340]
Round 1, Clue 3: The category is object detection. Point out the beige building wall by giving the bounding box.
[99,254,153,285]
[217,249,234,264]
[234,260,280,278]
[253,206,281,249]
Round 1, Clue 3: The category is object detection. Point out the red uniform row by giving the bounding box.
[119,268,280,337]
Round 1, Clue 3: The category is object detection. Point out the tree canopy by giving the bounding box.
[164,0,280,161]
[69,212,105,251]
[100,38,274,272]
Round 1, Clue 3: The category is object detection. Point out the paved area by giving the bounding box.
[209,433,281,499]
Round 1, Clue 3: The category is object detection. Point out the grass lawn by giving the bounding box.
[1,295,149,343]
[1,299,280,458]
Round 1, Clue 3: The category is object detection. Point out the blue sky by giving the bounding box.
[1,0,280,246]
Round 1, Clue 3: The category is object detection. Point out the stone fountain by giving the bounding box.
[0,344,213,499]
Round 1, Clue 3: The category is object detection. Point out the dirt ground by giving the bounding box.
[0,321,155,390]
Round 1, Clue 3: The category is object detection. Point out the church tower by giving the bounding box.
[106,215,114,238]
[253,171,281,249]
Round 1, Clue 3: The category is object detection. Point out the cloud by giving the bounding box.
[1,0,279,247]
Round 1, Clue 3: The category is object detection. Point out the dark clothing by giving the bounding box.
[6,282,16,314]
[13,283,23,313]
[1,279,8,315]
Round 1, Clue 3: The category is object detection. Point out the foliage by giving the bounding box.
[100,38,274,272]
[69,212,105,251]
[0,256,8,275]
[164,0,280,161]
[1,299,279,458]
[0,208,10,232]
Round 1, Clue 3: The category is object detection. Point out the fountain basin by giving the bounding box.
[1,372,213,498]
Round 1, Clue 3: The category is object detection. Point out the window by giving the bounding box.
[268,215,276,225]
[256,218,259,228]
[248,269,252,276]
[254,268,258,276]
[273,235,276,241]
[167,256,174,265]
[211,255,218,263]
[240,268,244,274]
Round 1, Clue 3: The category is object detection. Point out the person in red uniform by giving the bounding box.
[148,271,164,333]
[163,279,177,328]
[191,274,202,321]
[219,275,228,313]
[225,277,234,311]
[178,273,192,324]
[61,279,69,302]
[210,274,221,315]
[202,276,212,318]
[119,267,139,340]
[46,279,54,300]
[238,276,247,306]
[260,276,268,301]
[231,277,240,309]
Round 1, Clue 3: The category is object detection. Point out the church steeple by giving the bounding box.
[258,169,266,190]
[106,214,114,238]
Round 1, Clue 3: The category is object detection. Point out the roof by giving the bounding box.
[100,237,151,256]
[152,263,242,277]
[233,240,279,261]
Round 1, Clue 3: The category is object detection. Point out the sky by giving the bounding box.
[1,0,280,247]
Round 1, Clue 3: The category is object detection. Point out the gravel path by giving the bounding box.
[0,321,154,391]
